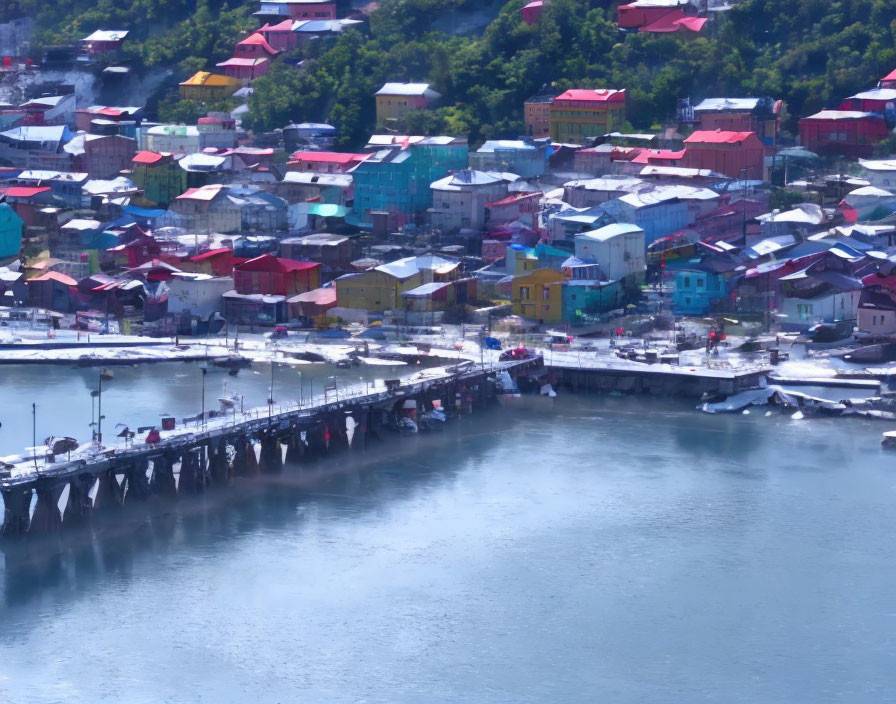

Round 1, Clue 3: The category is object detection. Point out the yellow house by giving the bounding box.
[549,88,626,145]
[511,269,565,324]
[374,82,441,128]
[335,255,459,312]
[179,71,243,102]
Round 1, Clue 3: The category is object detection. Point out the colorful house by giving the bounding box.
[574,222,646,288]
[549,89,626,145]
[63,133,137,179]
[0,202,23,259]
[561,259,624,322]
[511,268,565,323]
[375,83,441,129]
[80,30,128,55]
[672,266,729,315]
[0,125,73,168]
[286,151,369,173]
[179,72,243,102]
[257,20,300,52]
[798,110,890,159]
[520,0,545,25]
[334,254,459,312]
[469,139,551,179]
[131,151,188,206]
[524,90,555,138]
[350,136,469,230]
[682,130,765,180]
[692,97,782,153]
[233,254,320,295]
[254,0,337,21]
[169,185,241,233]
[429,169,518,234]
[617,0,693,28]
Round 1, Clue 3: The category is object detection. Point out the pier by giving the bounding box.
[1,358,542,538]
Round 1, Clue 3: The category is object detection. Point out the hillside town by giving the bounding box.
[0,0,894,355]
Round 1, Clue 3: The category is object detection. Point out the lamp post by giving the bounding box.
[269,360,276,422]
[32,402,37,473]
[90,389,98,441]
[97,371,104,445]
[200,367,207,431]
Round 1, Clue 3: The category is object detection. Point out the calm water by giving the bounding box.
[1,386,895,702]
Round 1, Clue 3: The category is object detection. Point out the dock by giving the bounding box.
[1,358,542,538]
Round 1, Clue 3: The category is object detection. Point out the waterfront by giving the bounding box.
[0,361,407,457]
[0,392,894,702]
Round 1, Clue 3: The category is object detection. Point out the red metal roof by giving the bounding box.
[554,89,625,103]
[132,150,163,165]
[0,185,51,198]
[260,20,294,32]
[189,247,232,262]
[237,33,279,54]
[684,130,758,144]
[289,151,369,164]
[882,67,896,83]
[640,10,707,33]
[632,148,686,163]
[236,254,320,273]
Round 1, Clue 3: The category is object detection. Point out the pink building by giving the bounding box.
[520,0,544,25]
[258,20,299,51]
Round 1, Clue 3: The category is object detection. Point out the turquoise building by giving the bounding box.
[350,137,468,229]
[0,203,23,258]
[560,256,624,324]
[671,267,729,315]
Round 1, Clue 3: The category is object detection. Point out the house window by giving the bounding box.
[542,287,550,300]
[683,276,691,289]
[797,304,813,320]
[882,314,886,325]
[873,315,878,326]
[543,304,551,312]
[697,278,704,288]
[520,286,531,300]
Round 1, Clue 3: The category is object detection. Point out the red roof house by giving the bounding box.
[798,110,890,159]
[639,10,707,33]
[520,0,544,25]
[233,254,321,296]
[258,20,299,52]
[682,130,765,179]
[286,151,370,173]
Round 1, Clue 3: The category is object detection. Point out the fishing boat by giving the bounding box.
[495,370,522,405]
[882,431,896,449]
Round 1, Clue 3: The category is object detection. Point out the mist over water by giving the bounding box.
[1,392,894,703]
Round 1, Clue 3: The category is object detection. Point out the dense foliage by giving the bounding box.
[12,0,896,150]
[245,0,896,148]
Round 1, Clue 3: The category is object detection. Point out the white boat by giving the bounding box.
[882,431,896,449]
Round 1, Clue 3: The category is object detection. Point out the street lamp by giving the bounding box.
[90,389,99,441]
[200,367,207,431]
[97,370,105,445]
[269,360,276,422]
[32,402,37,473]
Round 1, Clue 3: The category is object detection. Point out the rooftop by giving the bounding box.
[375,82,441,98]
[553,89,625,103]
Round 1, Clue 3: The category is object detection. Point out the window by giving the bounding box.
[542,287,550,300]
[520,286,531,300]
[683,276,691,289]
[797,303,814,320]
[882,314,886,325]
[873,315,878,326]
[543,304,551,312]
[697,278,704,288]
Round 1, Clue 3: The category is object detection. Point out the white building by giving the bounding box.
[429,169,518,233]
[562,176,647,208]
[573,223,646,283]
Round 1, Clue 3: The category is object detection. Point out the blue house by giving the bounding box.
[671,266,729,315]
[0,203,23,259]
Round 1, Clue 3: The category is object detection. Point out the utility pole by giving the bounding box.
[201,367,207,431]
[97,371,104,445]
[32,402,37,473]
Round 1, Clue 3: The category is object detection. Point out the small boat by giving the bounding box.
[882,431,896,449]
[495,370,522,405]
[418,408,447,431]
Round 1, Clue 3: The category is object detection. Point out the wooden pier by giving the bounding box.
[1,359,542,538]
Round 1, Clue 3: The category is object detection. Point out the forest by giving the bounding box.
[10,0,896,150]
